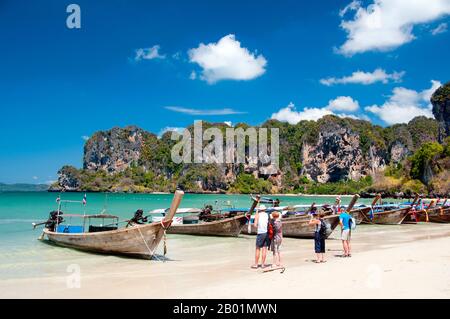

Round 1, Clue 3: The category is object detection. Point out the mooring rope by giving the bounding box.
[160,219,173,260]
[136,225,155,259]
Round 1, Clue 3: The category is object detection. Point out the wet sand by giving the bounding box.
[1,223,450,298]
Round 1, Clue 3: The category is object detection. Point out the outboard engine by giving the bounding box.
[129,209,148,225]
[45,210,64,232]
[199,205,213,221]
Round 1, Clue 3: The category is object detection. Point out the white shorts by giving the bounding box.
[341,229,351,241]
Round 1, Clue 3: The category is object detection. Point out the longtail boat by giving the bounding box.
[273,214,340,239]
[353,194,419,225]
[242,194,360,238]
[35,191,184,259]
[165,214,249,237]
[149,200,258,238]
[415,198,450,223]
[351,194,382,224]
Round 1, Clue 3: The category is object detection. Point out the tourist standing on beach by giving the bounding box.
[339,210,352,257]
[309,212,326,263]
[269,211,283,267]
[251,205,270,269]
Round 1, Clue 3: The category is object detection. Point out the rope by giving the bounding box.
[136,225,155,259]
[160,219,173,259]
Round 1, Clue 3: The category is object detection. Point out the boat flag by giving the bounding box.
[82,194,87,206]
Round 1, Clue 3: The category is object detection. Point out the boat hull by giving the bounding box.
[350,207,371,225]
[166,215,248,237]
[242,215,340,239]
[417,207,450,223]
[353,207,411,225]
[44,222,167,259]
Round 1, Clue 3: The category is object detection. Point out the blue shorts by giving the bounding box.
[256,233,270,248]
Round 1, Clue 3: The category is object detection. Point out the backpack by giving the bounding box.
[268,219,275,240]
[349,216,356,230]
[319,220,328,237]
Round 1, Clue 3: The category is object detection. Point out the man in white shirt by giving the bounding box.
[251,205,270,269]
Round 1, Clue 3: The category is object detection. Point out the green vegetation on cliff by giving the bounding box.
[229,173,273,194]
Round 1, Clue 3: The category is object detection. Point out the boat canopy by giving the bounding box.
[148,208,202,215]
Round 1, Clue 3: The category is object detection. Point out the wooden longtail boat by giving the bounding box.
[357,207,412,225]
[242,194,360,238]
[350,206,372,224]
[166,196,260,237]
[166,214,249,237]
[41,191,184,259]
[242,210,348,238]
[268,214,340,239]
[416,206,450,223]
[352,194,419,225]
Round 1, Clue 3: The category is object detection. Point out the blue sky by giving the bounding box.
[0,0,449,184]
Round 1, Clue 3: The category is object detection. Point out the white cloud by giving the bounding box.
[271,97,363,124]
[135,45,166,61]
[165,106,246,115]
[431,22,448,35]
[320,68,405,86]
[337,0,450,55]
[189,71,197,80]
[32,176,38,180]
[188,34,267,84]
[365,80,442,125]
[326,96,360,112]
[271,102,333,124]
[158,126,185,138]
[337,113,364,120]
[224,121,233,127]
[81,136,89,141]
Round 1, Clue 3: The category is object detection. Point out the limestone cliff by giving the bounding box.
[83,126,150,173]
[431,82,450,142]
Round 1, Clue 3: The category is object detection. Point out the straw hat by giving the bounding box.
[270,211,281,220]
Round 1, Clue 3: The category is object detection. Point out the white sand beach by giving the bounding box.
[1,223,450,299]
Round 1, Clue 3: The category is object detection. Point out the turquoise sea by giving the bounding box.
[0,192,395,282]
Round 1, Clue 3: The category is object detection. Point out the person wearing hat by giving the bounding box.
[269,211,283,268]
[251,204,270,269]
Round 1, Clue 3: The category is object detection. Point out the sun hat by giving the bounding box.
[270,211,281,220]
[258,204,267,211]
